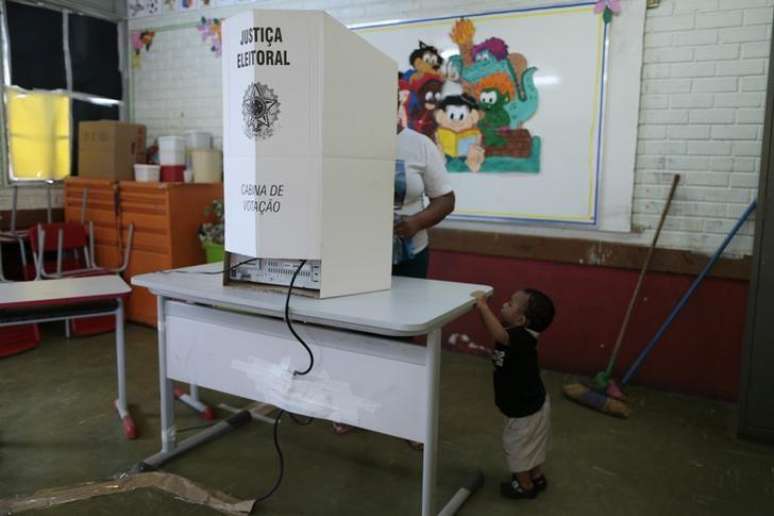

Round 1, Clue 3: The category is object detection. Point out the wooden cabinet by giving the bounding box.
[64,179,222,326]
[120,181,222,326]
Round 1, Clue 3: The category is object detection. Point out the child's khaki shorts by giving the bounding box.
[502,395,551,472]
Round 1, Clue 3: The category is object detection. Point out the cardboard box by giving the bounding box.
[79,121,146,180]
[222,10,397,298]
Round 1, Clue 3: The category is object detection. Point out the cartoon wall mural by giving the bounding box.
[130,30,156,69]
[197,17,222,56]
[399,18,541,174]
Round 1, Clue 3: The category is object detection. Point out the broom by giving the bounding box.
[563,174,679,418]
[565,197,756,418]
[592,174,680,396]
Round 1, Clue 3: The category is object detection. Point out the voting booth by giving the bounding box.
[222,9,397,298]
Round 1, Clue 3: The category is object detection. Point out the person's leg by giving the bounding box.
[392,248,429,449]
[333,251,430,437]
[392,247,429,279]
[331,422,354,434]
[529,396,551,492]
[529,464,547,492]
[500,470,537,499]
[500,417,538,499]
[514,471,534,490]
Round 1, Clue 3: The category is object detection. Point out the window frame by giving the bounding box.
[0,0,126,186]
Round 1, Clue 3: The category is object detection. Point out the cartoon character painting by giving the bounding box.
[406,41,444,85]
[399,18,541,173]
[198,17,222,56]
[409,75,443,139]
[434,94,485,173]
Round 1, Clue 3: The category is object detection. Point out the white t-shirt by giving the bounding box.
[394,128,453,254]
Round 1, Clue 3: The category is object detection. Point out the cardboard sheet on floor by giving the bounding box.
[0,472,253,515]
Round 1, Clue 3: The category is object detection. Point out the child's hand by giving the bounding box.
[471,290,488,307]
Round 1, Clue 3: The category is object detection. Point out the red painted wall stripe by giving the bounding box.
[430,250,748,401]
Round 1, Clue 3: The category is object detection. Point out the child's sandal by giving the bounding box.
[531,475,547,492]
[499,481,538,499]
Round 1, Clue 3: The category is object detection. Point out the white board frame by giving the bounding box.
[354,0,645,232]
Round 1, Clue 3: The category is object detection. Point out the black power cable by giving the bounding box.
[248,260,316,510]
[285,259,314,376]
[249,409,286,514]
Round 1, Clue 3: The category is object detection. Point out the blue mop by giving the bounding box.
[621,200,757,386]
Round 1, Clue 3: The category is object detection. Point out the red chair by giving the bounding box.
[28,221,134,336]
[29,221,133,280]
[0,234,39,357]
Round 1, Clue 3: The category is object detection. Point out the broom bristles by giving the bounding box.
[563,383,631,418]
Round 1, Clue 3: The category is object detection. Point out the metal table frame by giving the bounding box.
[133,264,491,515]
[0,276,135,438]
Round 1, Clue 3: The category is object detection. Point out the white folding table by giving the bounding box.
[0,275,135,438]
[132,263,491,515]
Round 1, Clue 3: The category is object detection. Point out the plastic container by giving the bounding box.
[133,164,160,182]
[160,164,185,182]
[202,241,225,263]
[185,131,212,168]
[185,131,212,150]
[192,149,222,183]
[158,135,186,165]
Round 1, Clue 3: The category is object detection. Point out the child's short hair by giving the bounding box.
[523,289,555,332]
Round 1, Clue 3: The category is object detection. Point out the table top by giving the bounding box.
[0,275,130,309]
[133,263,492,336]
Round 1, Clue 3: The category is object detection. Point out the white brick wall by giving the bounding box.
[121,0,770,258]
[0,185,63,226]
[634,0,771,256]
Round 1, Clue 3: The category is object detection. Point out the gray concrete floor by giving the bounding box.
[1,324,773,515]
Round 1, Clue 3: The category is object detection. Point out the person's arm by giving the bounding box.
[394,191,455,239]
[471,291,509,345]
[395,133,455,239]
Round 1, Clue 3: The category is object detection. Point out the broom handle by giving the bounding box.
[604,174,680,376]
[622,199,756,385]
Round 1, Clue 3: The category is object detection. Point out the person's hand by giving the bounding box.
[394,216,421,239]
[471,290,488,308]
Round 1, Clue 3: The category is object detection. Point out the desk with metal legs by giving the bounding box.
[133,263,491,515]
[0,275,134,437]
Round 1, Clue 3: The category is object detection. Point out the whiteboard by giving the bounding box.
[356,3,611,225]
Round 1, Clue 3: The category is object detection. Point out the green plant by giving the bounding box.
[198,199,224,245]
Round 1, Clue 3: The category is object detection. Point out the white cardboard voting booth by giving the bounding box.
[222,9,397,298]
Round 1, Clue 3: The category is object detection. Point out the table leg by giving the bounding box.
[175,383,216,420]
[422,328,441,516]
[157,296,175,453]
[114,298,136,439]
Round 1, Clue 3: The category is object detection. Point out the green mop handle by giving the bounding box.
[604,174,680,377]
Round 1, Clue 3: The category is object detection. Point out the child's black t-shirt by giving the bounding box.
[491,326,546,418]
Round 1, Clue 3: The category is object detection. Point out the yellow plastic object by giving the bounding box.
[6,88,71,180]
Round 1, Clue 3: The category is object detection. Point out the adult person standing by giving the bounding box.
[332,94,456,437]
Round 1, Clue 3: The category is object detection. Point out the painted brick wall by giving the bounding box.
[634,0,772,256]
[124,0,771,256]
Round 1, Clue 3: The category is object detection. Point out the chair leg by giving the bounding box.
[34,227,45,280]
[57,228,64,277]
[89,221,96,270]
[0,239,5,282]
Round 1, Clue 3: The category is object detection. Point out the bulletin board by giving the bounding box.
[355,1,645,229]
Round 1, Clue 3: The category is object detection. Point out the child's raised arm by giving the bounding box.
[471,291,509,345]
